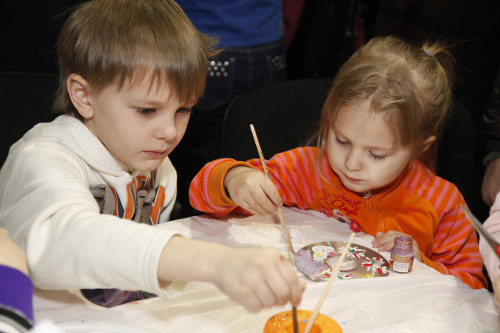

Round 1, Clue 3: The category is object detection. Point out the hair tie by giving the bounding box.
[423,49,433,56]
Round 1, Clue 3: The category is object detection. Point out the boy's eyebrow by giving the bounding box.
[130,96,196,108]
[130,96,164,105]
[129,96,168,107]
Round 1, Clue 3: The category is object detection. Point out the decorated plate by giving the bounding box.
[294,241,390,281]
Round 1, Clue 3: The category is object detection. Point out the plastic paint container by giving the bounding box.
[263,310,342,333]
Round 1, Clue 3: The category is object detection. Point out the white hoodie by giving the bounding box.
[480,192,500,283]
[0,115,186,298]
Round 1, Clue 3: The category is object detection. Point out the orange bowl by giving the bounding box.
[263,310,342,333]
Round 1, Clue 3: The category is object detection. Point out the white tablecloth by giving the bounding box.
[33,207,500,332]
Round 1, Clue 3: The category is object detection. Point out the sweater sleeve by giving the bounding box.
[480,192,500,282]
[421,199,487,289]
[189,159,256,217]
[189,148,321,217]
[262,148,323,210]
[0,265,34,332]
[0,142,185,298]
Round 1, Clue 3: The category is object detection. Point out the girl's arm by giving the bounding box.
[189,158,257,217]
[189,148,321,217]
[423,204,487,289]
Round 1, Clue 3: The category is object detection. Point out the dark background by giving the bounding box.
[1,0,498,221]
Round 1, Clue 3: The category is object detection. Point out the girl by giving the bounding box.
[189,36,486,289]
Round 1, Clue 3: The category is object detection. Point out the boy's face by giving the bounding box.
[326,100,414,194]
[83,78,194,172]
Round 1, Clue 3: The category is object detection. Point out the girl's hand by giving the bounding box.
[224,166,282,215]
[371,231,422,261]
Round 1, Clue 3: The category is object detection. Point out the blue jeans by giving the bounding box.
[169,39,286,218]
[198,39,287,114]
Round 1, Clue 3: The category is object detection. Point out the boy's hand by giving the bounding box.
[211,246,305,312]
[371,231,422,261]
[158,237,305,313]
[224,166,282,215]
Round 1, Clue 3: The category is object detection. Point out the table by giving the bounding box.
[33,207,500,332]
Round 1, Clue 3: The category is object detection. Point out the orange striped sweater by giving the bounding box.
[189,147,486,289]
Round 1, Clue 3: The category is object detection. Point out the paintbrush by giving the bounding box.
[249,124,298,333]
[462,205,500,257]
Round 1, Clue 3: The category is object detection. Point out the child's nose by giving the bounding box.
[155,117,177,141]
[345,150,362,171]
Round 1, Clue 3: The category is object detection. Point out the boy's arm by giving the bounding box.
[1,146,183,296]
[422,205,487,289]
[157,236,305,312]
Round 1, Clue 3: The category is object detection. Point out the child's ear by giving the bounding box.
[67,74,94,119]
[420,135,436,154]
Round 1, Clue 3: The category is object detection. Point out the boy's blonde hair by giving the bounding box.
[54,0,219,119]
[314,36,455,172]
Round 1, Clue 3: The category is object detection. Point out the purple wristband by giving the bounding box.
[0,265,34,327]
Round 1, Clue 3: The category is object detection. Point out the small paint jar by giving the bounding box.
[390,235,414,273]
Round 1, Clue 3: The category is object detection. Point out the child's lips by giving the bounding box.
[344,174,361,183]
[144,150,167,158]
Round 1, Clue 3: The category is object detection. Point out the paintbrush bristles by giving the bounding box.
[303,232,356,333]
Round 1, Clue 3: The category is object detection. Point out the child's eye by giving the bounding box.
[136,108,156,115]
[335,137,349,145]
[370,152,387,161]
[177,107,193,114]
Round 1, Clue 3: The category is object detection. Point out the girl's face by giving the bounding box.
[326,100,414,194]
[83,77,194,173]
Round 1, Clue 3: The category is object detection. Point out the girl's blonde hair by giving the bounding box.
[54,0,219,119]
[314,36,455,172]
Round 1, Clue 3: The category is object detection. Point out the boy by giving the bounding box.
[0,0,303,311]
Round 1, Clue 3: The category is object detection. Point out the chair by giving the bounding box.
[221,78,333,161]
[0,72,58,165]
